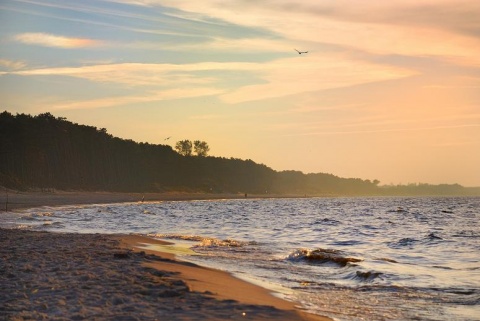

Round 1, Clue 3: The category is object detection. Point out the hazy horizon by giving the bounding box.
[1,1,479,186]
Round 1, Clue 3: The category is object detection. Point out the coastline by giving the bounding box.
[1,190,313,212]
[0,191,331,321]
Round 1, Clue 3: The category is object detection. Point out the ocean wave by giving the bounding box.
[21,216,36,221]
[20,212,55,222]
[428,232,442,239]
[314,218,340,226]
[332,240,364,246]
[388,233,445,248]
[14,224,30,230]
[389,237,419,248]
[34,212,54,217]
[196,238,253,248]
[375,257,398,263]
[41,221,63,227]
[452,230,480,238]
[388,233,445,249]
[387,207,409,214]
[148,233,256,248]
[425,232,443,242]
[287,248,362,267]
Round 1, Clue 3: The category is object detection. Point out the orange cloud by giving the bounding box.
[14,33,102,48]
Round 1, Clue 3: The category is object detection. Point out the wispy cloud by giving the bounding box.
[51,88,224,110]
[170,37,289,53]
[247,1,480,38]
[219,55,417,104]
[7,0,253,41]
[14,33,102,48]
[289,103,368,114]
[7,55,415,104]
[3,5,199,39]
[154,0,480,67]
[0,59,26,70]
[9,62,259,87]
[281,124,480,137]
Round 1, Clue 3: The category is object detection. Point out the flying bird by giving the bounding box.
[164,136,171,141]
[294,49,308,54]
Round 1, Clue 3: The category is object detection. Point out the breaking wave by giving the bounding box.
[148,233,256,248]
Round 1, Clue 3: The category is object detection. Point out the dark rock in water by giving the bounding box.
[289,248,362,267]
[113,252,130,259]
[355,271,383,281]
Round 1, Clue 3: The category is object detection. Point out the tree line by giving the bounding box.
[1,111,478,196]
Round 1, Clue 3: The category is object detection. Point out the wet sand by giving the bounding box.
[0,191,331,321]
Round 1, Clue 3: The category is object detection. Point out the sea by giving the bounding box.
[2,196,479,321]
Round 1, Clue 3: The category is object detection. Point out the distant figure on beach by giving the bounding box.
[141,195,145,202]
[245,193,248,198]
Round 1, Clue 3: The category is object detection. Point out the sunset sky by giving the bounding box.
[1,0,479,186]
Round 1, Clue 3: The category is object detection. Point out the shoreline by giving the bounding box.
[0,191,331,321]
[1,190,316,212]
[119,235,329,321]
[3,189,475,212]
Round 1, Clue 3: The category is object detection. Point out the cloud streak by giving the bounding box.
[14,33,102,48]
[0,59,26,70]
[7,55,416,105]
[289,124,480,137]
[51,88,224,110]
[8,62,258,86]
[219,55,417,104]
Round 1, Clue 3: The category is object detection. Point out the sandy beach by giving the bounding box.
[0,191,330,321]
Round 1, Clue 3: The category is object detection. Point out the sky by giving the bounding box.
[1,0,479,187]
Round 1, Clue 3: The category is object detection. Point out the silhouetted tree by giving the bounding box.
[175,140,193,156]
[194,140,210,157]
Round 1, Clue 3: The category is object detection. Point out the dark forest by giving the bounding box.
[1,111,478,196]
